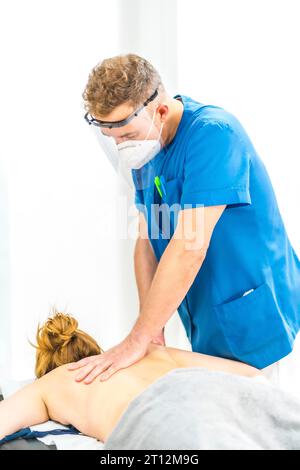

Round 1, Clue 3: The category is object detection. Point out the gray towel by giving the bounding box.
[103,367,300,450]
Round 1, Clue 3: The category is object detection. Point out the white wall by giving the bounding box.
[178,0,300,253]
[0,0,122,380]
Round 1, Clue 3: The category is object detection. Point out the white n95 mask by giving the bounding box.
[117,121,164,170]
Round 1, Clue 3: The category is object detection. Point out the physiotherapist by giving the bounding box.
[68,53,300,384]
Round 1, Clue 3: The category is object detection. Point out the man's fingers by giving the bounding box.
[83,362,112,384]
[75,362,99,382]
[99,364,118,382]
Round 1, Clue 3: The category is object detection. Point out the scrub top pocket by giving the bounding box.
[163,176,182,204]
[155,176,182,237]
[213,281,294,369]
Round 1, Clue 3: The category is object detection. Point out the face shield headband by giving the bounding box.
[84,88,159,129]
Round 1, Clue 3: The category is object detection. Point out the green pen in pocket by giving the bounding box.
[154,175,167,198]
[154,176,163,197]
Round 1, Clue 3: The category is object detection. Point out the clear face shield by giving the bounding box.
[84,88,165,190]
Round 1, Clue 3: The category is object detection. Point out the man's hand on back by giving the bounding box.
[67,331,152,384]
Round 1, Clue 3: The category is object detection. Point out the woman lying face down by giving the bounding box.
[0,308,265,444]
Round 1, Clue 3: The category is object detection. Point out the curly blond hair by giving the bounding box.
[29,307,104,378]
[82,53,166,118]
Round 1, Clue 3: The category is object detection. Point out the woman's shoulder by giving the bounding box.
[38,363,70,380]
[35,364,73,395]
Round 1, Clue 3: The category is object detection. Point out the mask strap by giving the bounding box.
[158,121,164,140]
[144,106,160,141]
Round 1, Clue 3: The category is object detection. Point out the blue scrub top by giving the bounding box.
[134,93,300,369]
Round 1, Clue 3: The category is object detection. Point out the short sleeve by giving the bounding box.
[180,120,251,209]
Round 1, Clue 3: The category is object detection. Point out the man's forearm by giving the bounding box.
[134,235,158,310]
[132,236,206,341]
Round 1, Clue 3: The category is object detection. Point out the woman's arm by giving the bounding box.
[0,380,49,440]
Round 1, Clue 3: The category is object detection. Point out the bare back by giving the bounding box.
[39,344,262,443]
